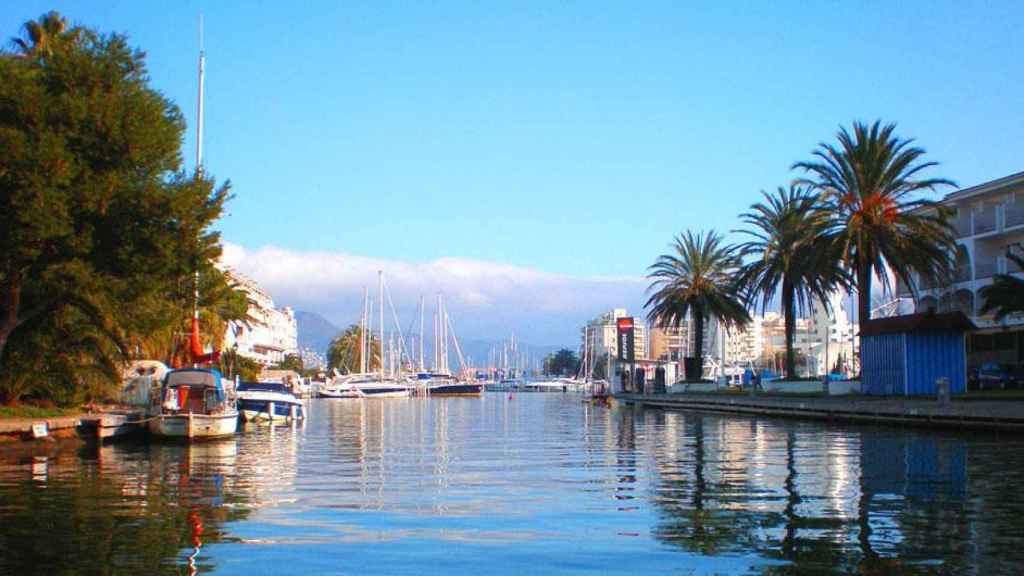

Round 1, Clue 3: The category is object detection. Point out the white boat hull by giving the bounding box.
[148,412,238,439]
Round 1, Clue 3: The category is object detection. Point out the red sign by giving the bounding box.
[616,317,634,332]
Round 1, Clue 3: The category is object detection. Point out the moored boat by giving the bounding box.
[417,372,483,396]
[149,368,239,440]
[237,381,305,422]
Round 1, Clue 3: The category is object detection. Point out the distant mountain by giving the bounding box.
[295,310,340,355]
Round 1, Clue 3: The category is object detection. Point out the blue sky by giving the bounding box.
[5,2,1022,344]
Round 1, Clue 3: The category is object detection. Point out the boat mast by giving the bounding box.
[190,15,206,370]
[360,287,368,373]
[419,294,425,372]
[378,271,385,382]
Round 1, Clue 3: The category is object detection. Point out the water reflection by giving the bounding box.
[2,396,1023,574]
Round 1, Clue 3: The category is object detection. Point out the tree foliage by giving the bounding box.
[0,12,242,404]
[793,121,955,357]
[978,251,1024,321]
[543,349,579,376]
[736,186,848,379]
[327,324,380,374]
[646,231,750,375]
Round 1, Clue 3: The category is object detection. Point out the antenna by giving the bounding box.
[195,13,206,173]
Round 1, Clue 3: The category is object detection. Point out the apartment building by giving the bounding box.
[582,308,648,361]
[897,171,1024,366]
[221,267,299,366]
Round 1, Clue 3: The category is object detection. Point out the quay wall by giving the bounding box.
[616,393,1024,433]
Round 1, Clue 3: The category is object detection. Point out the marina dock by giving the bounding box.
[617,392,1024,432]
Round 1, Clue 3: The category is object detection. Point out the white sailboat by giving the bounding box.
[352,271,412,398]
[148,33,238,440]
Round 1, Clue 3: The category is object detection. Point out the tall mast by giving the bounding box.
[364,284,372,373]
[378,271,385,382]
[190,17,205,369]
[195,14,205,173]
[419,294,425,372]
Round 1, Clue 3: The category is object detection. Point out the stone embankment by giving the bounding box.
[617,393,1024,432]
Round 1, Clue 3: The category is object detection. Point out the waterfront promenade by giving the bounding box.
[617,392,1024,432]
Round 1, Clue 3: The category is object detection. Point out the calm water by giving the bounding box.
[2,394,1023,575]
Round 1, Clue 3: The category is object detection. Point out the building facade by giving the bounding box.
[221,268,299,366]
[582,308,648,361]
[897,171,1024,366]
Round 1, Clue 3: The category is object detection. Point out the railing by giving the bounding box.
[975,209,997,234]
[953,215,973,238]
[1006,203,1024,229]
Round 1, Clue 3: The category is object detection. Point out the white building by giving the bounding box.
[897,171,1024,366]
[221,268,298,366]
[582,308,648,361]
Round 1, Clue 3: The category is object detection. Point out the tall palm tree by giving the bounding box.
[978,250,1024,321]
[646,231,750,380]
[736,185,848,379]
[327,324,380,374]
[11,11,74,58]
[793,120,956,370]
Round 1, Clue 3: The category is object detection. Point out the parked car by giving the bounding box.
[976,362,1013,390]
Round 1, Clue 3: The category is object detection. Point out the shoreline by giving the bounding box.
[616,392,1024,433]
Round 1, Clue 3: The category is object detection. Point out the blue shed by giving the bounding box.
[860,312,975,396]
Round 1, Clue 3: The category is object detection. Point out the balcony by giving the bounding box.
[1007,203,1024,229]
[953,215,973,238]
[975,209,997,234]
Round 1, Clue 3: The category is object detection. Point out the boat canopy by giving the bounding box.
[165,368,225,400]
[237,381,292,394]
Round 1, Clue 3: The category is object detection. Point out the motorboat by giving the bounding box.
[237,381,305,422]
[149,368,238,440]
[416,372,483,396]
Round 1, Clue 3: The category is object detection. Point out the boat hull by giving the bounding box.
[148,412,238,440]
[428,383,483,396]
[239,399,304,422]
[358,387,412,398]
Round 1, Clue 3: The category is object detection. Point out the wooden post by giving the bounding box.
[268,402,275,423]
[187,412,193,439]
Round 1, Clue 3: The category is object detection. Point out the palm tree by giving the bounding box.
[11,11,74,58]
[646,231,750,380]
[327,324,380,374]
[978,250,1024,321]
[793,120,956,370]
[736,185,848,379]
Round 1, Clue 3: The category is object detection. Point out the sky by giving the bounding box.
[4,1,1022,345]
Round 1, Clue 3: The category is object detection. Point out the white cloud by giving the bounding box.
[220,242,648,345]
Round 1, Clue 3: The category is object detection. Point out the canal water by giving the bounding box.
[1,394,1022,575]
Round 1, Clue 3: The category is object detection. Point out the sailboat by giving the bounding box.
[149,33,239,440]
[350,271,413,398]
[420,294,483,396]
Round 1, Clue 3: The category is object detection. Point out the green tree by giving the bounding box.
[276,353,304,373]
[793,120,955,371]
[978,250,1024,321]
[544,349,579,376]
[646,231,750,380]
[736,186,848,379]
[327,324,380,374]
[0,13,238,403]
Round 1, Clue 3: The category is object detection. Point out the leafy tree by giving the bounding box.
[276,353,304,373]
[327,324,380,374]
[544,349,579,376]
[978,250,1024,321]
[646,231,750,379]
[793,120,955,372]
[736,186,848,379]
[0,13,238,403]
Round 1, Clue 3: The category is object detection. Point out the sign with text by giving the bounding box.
[616,317,635,363]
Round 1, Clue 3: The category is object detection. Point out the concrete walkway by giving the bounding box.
[617,393,1024,432]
